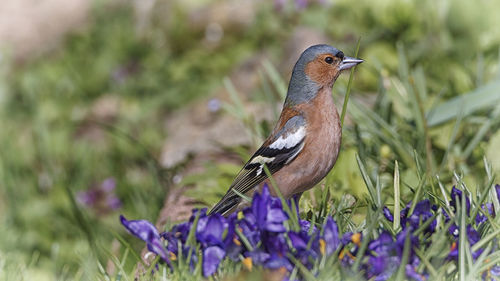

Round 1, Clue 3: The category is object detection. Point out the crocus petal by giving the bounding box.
[203,246,225,277]
[120,215,168,262]
[247,250,270,264]
[369,256,387,275]
[323,217,341,255]
[265,253,293,271]
[267,208,288,222]
[264,221,287,232]
[467,225,480,245]
[406,265,426,281]
[299,219,316,233]
[383,206,394,222]
[496,184,500,202]
[197,214,226,246]
[289,232,308,250]
[450,186,470,215]
[491,265,500,277]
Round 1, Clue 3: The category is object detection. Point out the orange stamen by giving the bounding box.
[319,239,326,255]
[450,242,457,251]
[233,237,241,246]
[351,233,361,246]
[242,257,252,271]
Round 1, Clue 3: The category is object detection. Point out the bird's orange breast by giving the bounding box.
[264,87,342,197]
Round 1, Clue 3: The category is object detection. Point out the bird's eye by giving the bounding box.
[325,57,334,64]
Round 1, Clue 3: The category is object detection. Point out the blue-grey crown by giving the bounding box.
[285,44,342,106]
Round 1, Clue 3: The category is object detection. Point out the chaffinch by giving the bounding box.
[209,44,363,216]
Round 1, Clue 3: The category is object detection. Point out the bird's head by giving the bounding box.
[286,44,363,105]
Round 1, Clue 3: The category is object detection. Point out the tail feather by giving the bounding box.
[208,195,241,216]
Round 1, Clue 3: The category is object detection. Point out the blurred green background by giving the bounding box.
[0,0,499,279]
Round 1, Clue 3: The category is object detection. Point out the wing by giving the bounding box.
[209,115,306,215]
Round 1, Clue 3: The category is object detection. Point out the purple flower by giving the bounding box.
[203,246,225,276]
[263,232,289,255]
[364,229,422,281]
[406,264,426,281]
[450,186,471,215]
[448,225,483,260]
[238,209,261,248]
[196,214,226,247]
[251,184,288,232]
[119,182,500,279]
[368,231,394,254]
[482,265,500,280]
[403,200,436,233]
[77,177,121,214]
[475,203,495,225]
[383,206,394,222]
[496,184,500,202]
[323,217,341,255]
[365,232,398,280]
[223,215,242,261]
[288,231,319,269]
[196,213,228,276]
[299,219,316,234]
[265,253,293,271]
[246,249,271,265]
[120,215,169,263]
[395,228,419,257]
[365,256,400,281]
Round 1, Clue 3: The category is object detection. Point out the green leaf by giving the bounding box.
[426,80,500,126]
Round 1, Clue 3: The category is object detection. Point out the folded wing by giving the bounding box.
[209,115,306,215]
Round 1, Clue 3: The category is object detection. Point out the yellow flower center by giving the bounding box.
[242,257,252,271]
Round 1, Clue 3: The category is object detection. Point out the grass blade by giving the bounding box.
[340,38,361,127]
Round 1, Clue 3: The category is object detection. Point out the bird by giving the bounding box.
[209,44,363,216]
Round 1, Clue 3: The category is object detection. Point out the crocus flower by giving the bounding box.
[288,231,319,269]
[406,264,427,281]
[323,217,341,255]
[448,225,483,260]
[119,182,499,280]
[383,206,394,222]
[483,265,500,280]
[203,246,225,276]
[265,253,293,271]
[77,178,121,214]
[368,231,394,255]
[120,215,169,263]
[475,203,495,225]
[196,213,226,247]
[365,256,400,281]
[196,213,228,276]
[402,200,437,233]
[252,184,289,232]
[450,186,471,215]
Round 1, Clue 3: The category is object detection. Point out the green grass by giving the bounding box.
[0,0,499,280]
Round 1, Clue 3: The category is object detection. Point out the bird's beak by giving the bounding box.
[339,56,364,71]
